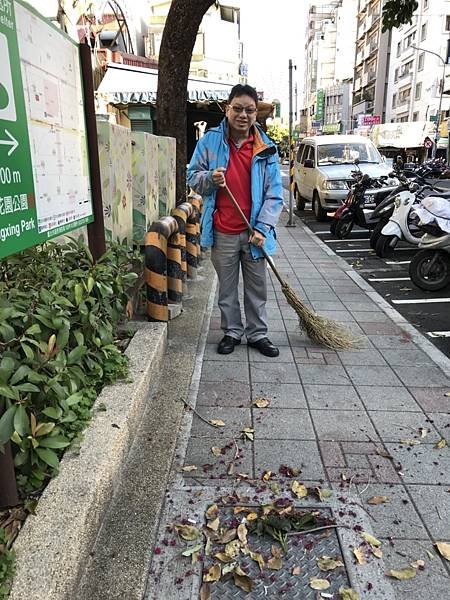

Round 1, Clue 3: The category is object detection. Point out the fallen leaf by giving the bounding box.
[203,563,221,582]
[444,391,450,397]
[253,397,269,408]
[207,517,220,531]
[211,446,222,456]
[309,577,331,590]
[206,504,218,520]
[361,532,381,547]
[182,543,203,557]
[199,583,211,600]
[426,549,434,560]
[227,462,235,475]
[435,438,447,449]
[271,544,282,558]
[372,547,383,559]
[209,419,225,427]
[387,566,417,580]
[182,465,197,472]
[316,487,333,502]
[246,512,258,521]
[242,427,254,441]
[218,529,236,546]
[400,438,420,446]
[225,539,240,558]
[436,541,450,561]
[376,447,393,459]
[237,523,248,545]
[339,588,360,600]
[175,524,200,541]
[292,481,308,499]
[262,470,272,481]
[249,550,265,571]
[268,556,283,570]
[234,572,253,593]
[270,482,281,494]
[236,472,249,479]
[222,562,237,575]
[367,495,390,505]
[353,546,366,565]
[410,559,425,569]
[205,537,212,556]
[214,552,235,563]
[292,565,301,575]
[317,555,344,571]
[419,427,428,438]
[234,506,252,514]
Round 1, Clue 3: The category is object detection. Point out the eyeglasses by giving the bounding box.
[229,105,257,115]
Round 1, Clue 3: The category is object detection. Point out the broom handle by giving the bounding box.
[223,184,287,288]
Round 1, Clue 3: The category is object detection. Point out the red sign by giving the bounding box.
[361,115,381,126]
[424,137,434,149]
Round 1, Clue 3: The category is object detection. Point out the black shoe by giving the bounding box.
[217,335,241,355]
[248,337,279,357]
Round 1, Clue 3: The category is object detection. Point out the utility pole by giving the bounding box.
[287,59,296,227]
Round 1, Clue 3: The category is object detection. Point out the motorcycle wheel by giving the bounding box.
[370,220,387,250]
[335,219,354,239]
[330,219,338,235]
[375,233,398,258]
[409,250,450,291]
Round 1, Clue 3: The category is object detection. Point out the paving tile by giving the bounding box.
[311,301,346,311]
[407,484,450,539]
[190,406,252,438]
[184,436,253,479]
[311,310,355,323]
[369,411,441,443]
[310,409,378,441]
[392,365,450,388]
[380,348,434,366]
[254,439,326,481]
[299,365,351,385]
[356,386,421,412]
[200,360,249,383]
[250,383,307,409]
[196,381,250,407]
[361,322,406,335]
[303,384,363,410]
[327,467,373,483]
[250,362,300,384]
[367,453,402,483]
[203,343,248,362]
[265,317,286,331]
[385,443,450,484]
[409,387,450,412]
[265,330,290,346]
[344,301,379,312]
[426,413,450,440]
[379,539,450,600]
[318,441,346,467]
[248,345,293,363]
[345,365,402,387]
[350,311,390,323]
[356,484,429,539]
[345,454,371,468]
[368,334,416,349]
[338,349,387,366]
[253,408,315,440]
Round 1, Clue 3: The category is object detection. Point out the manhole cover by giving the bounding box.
[204,506,351,599]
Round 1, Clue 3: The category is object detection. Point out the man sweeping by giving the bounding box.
[187,84,283,357]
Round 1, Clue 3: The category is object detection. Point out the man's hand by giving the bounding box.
[249,230,266,248]
[212,167,226,187]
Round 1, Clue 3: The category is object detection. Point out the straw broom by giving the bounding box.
[223,184,357,350]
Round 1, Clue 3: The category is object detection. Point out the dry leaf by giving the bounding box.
[246,512,258,521]
[270,482,281,494]
[444,391,450,397]
[249,550,265,571]
[175,524,200,541]
[317,555,344,571]
[209,419,225,427]
[353,546,366,565]
[214,552,235,563]
[242,427,254,441]
[207,517,220,532]
[435,438,447,449]
[339,588,360,600]
[182,465,197,472]
[419,427,428,438]
[236,472,249,479]
[436,541,450,561]
[387,566,417,580]
[182,543,203,557]
[237,523,248,545]
[410,559,425,569]
[227,462,235,475]
[400,438,420,446]
[292,481,308,499]
[361,532,381,547]
[218,527,236,544]
[205,537,212,556]
[368,495,390,505]
[262,469,272,481]
[309,577,331,590]
[316,487,333,502]
[292,566,301,575]
[203,563,221,582]
[268,556,283,570]
[211,446,222,456]
[234,506,252,514]
[372,547,383,559]
[225,539,240,558]
[253,397,269,408]
[376,447,393,459]
[271,544,282,558]
[234,572,253,593]
[222,562,237,575]
[199,583,211,600]
[426,549,434,560]
[206,504,218,520]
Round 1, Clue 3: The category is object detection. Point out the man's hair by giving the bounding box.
[228,84,258,106]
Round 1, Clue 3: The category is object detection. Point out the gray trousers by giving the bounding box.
[211,230,268,342]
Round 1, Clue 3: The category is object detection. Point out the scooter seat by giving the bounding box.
[430,189,450,199]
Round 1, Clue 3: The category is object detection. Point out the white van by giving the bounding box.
[293,134,392,221]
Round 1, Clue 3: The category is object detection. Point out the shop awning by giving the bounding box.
[96,62,233,104]
[370,121,436,148]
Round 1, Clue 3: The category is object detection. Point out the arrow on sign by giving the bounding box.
[0,129,19,156]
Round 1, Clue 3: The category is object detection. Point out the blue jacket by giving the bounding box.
[187,119,283,258]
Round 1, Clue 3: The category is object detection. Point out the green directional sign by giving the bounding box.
[0,0,37,258]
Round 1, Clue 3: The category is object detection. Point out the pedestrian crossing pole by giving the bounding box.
[287,58,296,227]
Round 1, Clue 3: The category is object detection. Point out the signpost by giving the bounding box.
[0,0,94,261]
[424,136,434,149]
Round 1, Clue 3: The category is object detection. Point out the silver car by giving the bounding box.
[293,134,393,221]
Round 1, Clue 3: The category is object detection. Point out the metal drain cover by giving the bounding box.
[207,507,350,599]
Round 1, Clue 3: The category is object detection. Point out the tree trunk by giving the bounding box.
[156,0,215,205]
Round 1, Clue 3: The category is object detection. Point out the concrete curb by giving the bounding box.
[9,322,167,600]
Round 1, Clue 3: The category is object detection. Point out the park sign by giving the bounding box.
[0,0,93,260]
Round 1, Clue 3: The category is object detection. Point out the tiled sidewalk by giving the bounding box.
[148,212,450,599]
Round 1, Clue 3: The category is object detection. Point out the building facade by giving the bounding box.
[323,80,353,133]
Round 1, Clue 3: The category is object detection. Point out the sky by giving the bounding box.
[240,0,310,120]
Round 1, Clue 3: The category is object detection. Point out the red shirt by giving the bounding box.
[214,135,253,234]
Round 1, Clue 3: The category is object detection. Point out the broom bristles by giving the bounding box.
[282,283,359,350]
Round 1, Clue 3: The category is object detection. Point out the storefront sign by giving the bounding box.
[315,89,325,122]
[323,123,341,134]
[361,114,381,126]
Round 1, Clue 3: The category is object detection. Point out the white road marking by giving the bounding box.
[324,238,369,244]
[368,277,411,282]
[427,331,450,338]
[385,260,411,265]
[392,298,450,305]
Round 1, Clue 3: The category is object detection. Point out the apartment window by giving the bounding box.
[446,15,450,31]
[404,31,416,49]
[421,22,427,41]
[415,82,422,100]
[413,111,419,121]
[418,52,425,71]
[394,67,399,82]
[397,41,401,57]
[399,88,411,104]
[392,93,397,108]
[424,0,429,9]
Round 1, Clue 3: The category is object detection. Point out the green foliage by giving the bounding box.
[0,239,141,494]
[0,529,15,600]
[266,123,288,146]
[382,0,418,32]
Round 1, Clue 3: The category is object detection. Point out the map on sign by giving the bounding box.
[0,0,93,259]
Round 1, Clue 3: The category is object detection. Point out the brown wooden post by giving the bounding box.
[79,42,106,261]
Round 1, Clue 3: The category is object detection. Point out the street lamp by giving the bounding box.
[411,43,450,159]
